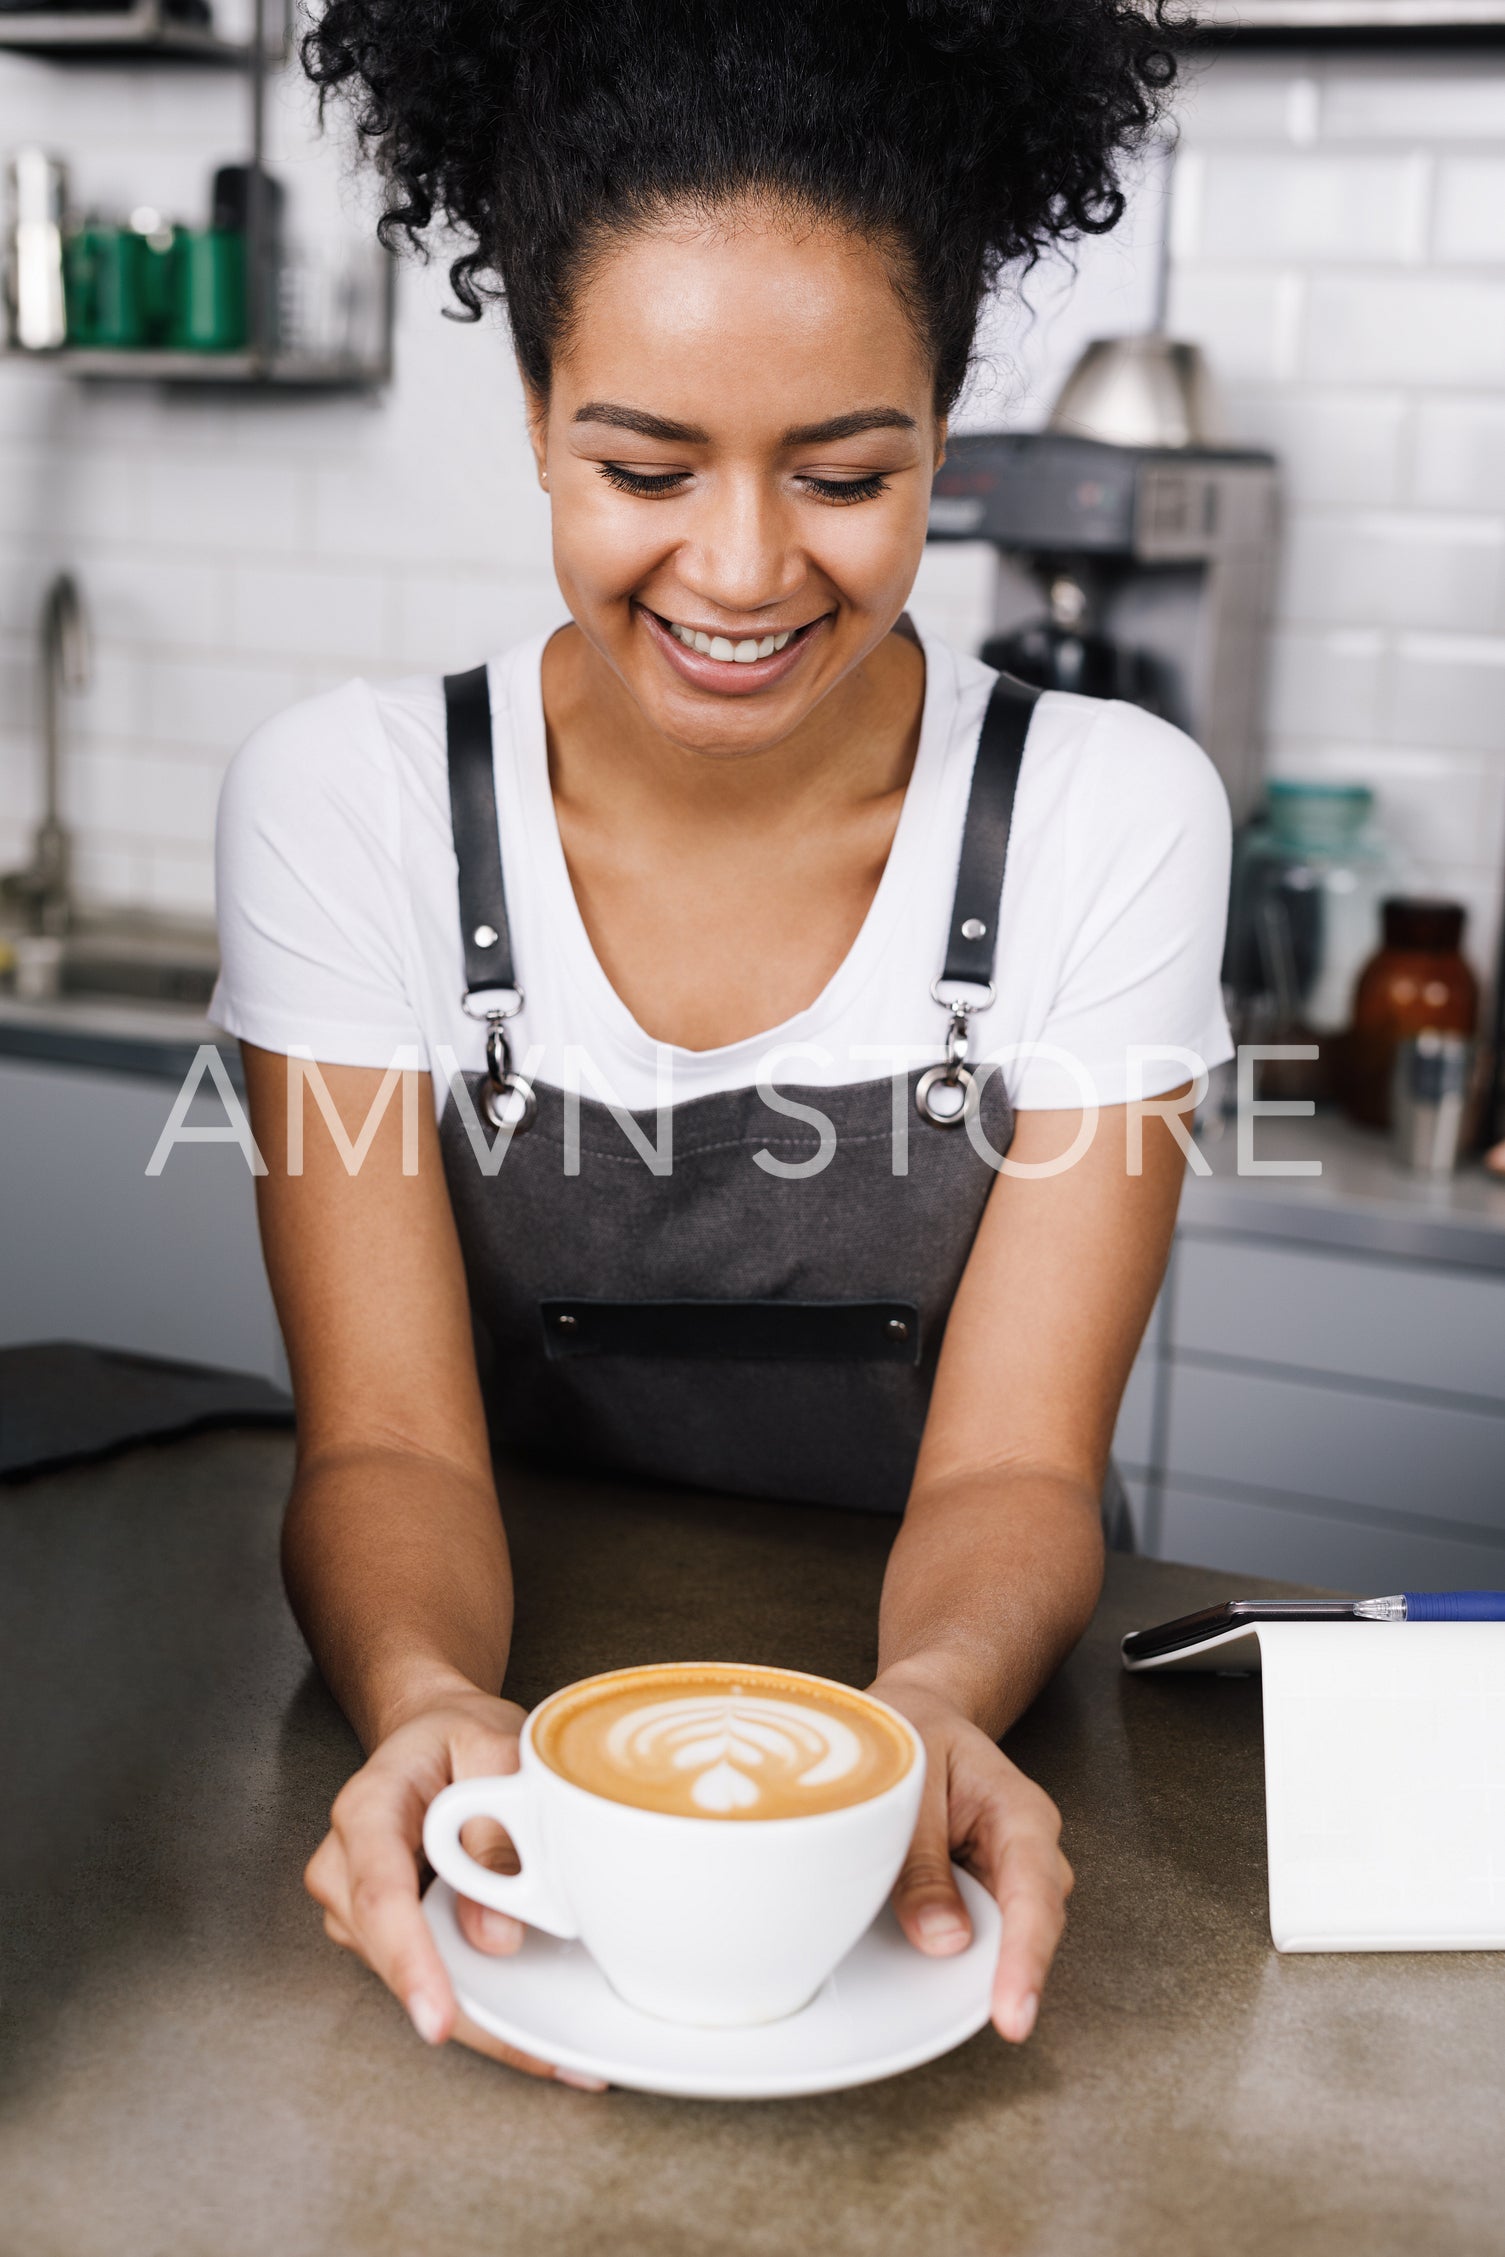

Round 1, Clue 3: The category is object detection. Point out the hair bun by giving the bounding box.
[305,0,1181,408]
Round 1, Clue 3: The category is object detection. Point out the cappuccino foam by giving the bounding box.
[533,1663,912,1820]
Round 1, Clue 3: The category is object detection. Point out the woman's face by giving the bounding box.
[530,211,942,757]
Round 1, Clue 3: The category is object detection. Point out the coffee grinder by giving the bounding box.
[926,430,1279,822]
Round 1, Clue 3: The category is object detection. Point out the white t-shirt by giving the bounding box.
[211,630,1233,1115]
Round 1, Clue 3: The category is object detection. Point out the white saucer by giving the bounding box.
[423,1869,1001,2100]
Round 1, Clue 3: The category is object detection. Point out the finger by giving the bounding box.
[458,1814,520,1874]
[304,1831,347,1918]
[891,1756,972,1956]
[450,1810,525,1955]
[454,1892,526,1958]
[986,1835,1072,2043]
[337,1791,458,2046]
[450,2004,608,2092]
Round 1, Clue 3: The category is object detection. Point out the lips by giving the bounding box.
[638,605,826,694]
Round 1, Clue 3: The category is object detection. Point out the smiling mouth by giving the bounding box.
[648,610,819,665]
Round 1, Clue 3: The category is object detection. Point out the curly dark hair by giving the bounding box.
[304,0,1183,412]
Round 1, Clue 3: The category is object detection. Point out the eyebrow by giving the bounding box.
[573,403,710,443]
[781,408,918,446]
[571,403,918,447]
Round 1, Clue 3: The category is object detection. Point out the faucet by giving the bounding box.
[3,571,88,937]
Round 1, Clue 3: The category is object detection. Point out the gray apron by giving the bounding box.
[437,664,1132,1542]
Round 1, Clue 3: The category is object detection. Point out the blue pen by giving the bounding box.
[1353,1592,1505,1622]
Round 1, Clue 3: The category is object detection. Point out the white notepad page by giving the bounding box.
[1259,1623,1505,1952]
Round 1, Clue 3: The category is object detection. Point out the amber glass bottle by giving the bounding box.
[1343,899,1478,1130]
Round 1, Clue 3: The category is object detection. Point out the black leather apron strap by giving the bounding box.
[444,665,516,1000]
[445,659,1038,1004]
[939,672,1040,990]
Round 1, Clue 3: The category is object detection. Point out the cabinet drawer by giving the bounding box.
[1158,1483,1505,1590]
[1165,1362,1505,1532]
[1173,1235,1505,1402]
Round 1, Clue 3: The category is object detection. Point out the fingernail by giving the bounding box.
[1010,1992,1039,2043]
[408,1990,446,2046]
[479,1907,516,1947]
[555,2069,608,2092]
[915,1904,968,1945]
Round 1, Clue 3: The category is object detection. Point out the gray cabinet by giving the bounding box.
[1120,1225,1505,1588]
[0,1052,285,1386]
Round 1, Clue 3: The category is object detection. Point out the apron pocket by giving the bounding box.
[539,1299,921,1364]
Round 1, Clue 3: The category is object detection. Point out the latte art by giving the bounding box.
[605,1694,864,1814]
[534,1662,914,1821]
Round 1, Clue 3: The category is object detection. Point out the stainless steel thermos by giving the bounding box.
[1391,1032,1476,1176]
[5,149,69,352]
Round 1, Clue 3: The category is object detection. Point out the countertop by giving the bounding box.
[1185,1109,1505,1271]
[3,1430,1501,2257]
[0,991,227,1084]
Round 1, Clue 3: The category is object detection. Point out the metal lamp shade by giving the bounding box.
[1047,336,1224,451]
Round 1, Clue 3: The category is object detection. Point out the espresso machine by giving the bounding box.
[926,429,1279,822]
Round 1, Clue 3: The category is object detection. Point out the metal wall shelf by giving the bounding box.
[0,3,276,64]
[1186,0,1505,33]
[5,347,381,386]
[5,335,391,389]
[1,0,393,389]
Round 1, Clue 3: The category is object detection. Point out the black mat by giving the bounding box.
[0,1342,293,1482]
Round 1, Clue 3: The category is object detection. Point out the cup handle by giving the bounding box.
[422,1773,580,1940]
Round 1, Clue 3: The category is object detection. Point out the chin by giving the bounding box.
[645,689,812,760]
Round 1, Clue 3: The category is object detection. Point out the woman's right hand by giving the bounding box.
[303,1676,606,2089]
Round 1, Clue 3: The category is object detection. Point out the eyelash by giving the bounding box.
[598,464,891,506]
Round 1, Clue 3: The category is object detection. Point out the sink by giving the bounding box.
[60,915,220,1009]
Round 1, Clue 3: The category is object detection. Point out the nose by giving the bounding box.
[672,467,805,622]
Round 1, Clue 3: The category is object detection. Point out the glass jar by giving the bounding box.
[1224,781,1399,1100]
[1344,899,1479,1131]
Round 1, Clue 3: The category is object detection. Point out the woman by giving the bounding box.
[213,0,1229,2084]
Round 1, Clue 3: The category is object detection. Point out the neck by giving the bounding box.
[540,622,926,842]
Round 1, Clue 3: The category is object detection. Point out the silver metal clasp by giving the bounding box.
[461,987,536,1135]
[915,977,995,1128]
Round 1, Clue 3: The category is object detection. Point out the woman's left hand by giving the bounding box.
[868,1672,1072,2044]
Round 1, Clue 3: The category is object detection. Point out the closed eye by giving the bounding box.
[598,463,892,504]
[599,462,692,497]
[797,472,890,505]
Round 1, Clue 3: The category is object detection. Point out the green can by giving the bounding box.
[170,229,248,352]
[140,226,178,346]
[64,226,149,349]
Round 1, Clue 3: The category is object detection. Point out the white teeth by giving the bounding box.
[666,621,797,660]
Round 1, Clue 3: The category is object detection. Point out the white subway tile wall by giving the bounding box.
[0,53,565,911]
[1175,51,1505,977]
[1,46,1503,975]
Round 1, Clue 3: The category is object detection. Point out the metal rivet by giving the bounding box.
[960,917,986,941]
[556,1312,578,1333]
[473,923,498,949]
[885,1318,909,1342]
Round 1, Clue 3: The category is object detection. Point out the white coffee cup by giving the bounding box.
[423,1666,924,2028]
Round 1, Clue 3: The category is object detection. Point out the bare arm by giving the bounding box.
[243,1047,593,2082]
[244,1044,510,1749]
[881,1096,1185,1727]
[871,1095,1189,2033]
